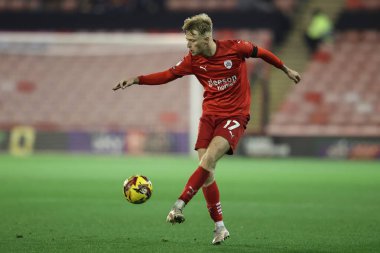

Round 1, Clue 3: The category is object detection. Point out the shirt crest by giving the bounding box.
[224,60,232,69]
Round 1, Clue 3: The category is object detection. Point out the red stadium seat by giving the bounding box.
[268,30,380,136]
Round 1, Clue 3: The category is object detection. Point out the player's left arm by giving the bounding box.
[253,46,301,84]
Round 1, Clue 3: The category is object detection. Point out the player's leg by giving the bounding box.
[198,148,223,232]
[197,148,215,187]
[198,149,223,224]
[166,116,214,224]
[205,116,248,244]
[198,143,229,245]
[166,137,229,224]
[199,136,229,170]
[179,136,229,203]
[197,148,207,165]
[202,175,228,244]
[198,148,223,228]
[198,137,231,245]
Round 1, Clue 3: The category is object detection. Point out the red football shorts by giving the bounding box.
[195,114,250,155]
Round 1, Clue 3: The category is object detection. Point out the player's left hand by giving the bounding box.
[284,66,301,84]
[287,69,301,84]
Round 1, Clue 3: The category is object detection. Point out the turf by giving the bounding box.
[0,154,379,253]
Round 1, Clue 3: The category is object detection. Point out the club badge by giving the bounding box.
[224,60,232,69]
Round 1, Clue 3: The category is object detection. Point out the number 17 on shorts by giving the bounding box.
[223,119,240,139]
[215,116,248,153]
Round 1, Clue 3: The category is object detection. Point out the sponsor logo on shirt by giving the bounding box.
[207,75,237,91]
[224,60,232,69]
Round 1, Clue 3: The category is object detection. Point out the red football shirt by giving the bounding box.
[170,40,254,117]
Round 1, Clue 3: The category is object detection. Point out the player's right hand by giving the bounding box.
[113,78,138,91]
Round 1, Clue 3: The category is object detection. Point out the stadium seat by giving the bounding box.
[268,30,380,136]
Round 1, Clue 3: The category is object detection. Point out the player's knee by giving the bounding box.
[200,153,216,172]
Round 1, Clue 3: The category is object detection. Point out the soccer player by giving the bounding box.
[113,13,301,245]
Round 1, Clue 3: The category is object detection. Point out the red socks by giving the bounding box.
[202,181,223,222]
[178,167,223,223]
[179,166,210,204]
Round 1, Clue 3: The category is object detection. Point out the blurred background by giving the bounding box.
[0,0,379,159]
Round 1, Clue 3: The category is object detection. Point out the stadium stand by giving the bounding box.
[165,0,299,14]
[0,0,300,14]
[0,1,295,46]
[0,30,271,133]
[345,0,380,10]
[0,34,188,132]
[267,30,380,136]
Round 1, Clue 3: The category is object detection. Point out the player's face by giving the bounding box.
[185,31,208,56]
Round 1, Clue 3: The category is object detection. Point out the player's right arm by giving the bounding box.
[113,70,177,91]
[113,54,193,91]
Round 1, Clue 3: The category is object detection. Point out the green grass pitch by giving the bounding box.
[0,154,379,253]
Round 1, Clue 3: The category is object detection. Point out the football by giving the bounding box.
[123,175,153,204]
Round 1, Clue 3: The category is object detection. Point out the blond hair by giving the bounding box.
[182,13,213,37]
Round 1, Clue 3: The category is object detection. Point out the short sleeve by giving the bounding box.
[234,40,255,58]
[170,53,193,77]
